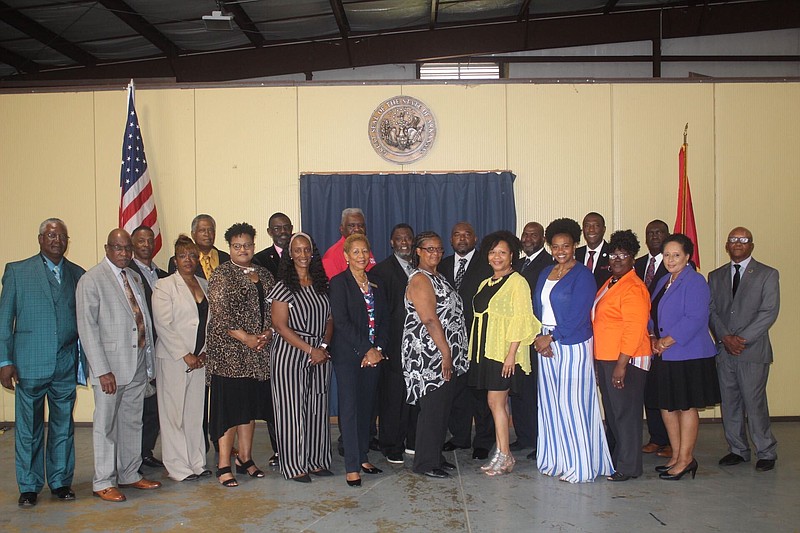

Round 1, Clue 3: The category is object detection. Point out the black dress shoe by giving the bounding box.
[718,452,746,466]
[509,441,526,452]
[199,470,213,477]
[51,486,76,500]
[361,465,383,474]
[386,453,404,464]
[369,438,381,452]
[310,468,334,477]
[472,448,489,460]
[181,474,200,482]
[423,468,450,479]
[755,459,776,472]
[292,474,312,483]
[442,441,468,452]
[268,454,279,467]
[441,460,456,471]
[607,472,636,482]
[18,492,37,507]
[142,455,165,468]
[526,449,537,461]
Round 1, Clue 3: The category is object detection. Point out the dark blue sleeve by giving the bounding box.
[551,267,594,342]
[329,273,373,359]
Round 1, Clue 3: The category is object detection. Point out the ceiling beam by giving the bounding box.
[98,0,181,58]
[603,0,620,15]
[0,44,40,73]
[328,0,351,66]
[430,0,439,30]
[223,1,266,48]
[6,0,799,83]
[0,0,97,66]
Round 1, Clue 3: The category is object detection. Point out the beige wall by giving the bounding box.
[1,81,798,422]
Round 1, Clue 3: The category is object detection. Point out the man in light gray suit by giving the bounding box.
[76,229,162,502]
[709,226,780,472]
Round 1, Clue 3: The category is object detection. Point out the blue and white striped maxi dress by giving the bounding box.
[537,326,613,483]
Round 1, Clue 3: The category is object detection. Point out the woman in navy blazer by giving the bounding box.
[330,234,389,487]
[532,218,612,483]
[647,234,719,481]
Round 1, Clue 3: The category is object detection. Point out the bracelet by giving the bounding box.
[307,345,313,355]
[320,342,328,350]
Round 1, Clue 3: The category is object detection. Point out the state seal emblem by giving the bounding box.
[368,96,436,164]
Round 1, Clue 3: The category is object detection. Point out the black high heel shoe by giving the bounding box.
[655,464,676,473]
[361,464,382,474]
[236,458,265,478]
[346,474,362,487]
[659,459,698,480]
[216,466,238,487]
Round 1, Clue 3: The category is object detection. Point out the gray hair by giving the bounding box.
[191,214,216,233]
[340,208,365,227]
[39,218,67,235]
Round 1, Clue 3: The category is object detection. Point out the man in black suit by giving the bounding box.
[253,212,293,276]
[168,214,230,279]
[510,222,551,460]
[633,219,672,458]
[371,224,419,464]
[575,212,612,288]
[128,225,168,470]
[440,222,494,460]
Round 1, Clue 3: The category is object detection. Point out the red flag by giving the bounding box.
[119,80,162,255]
[673,142,700,269]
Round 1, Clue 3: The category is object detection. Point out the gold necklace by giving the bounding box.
[555,263,573,279]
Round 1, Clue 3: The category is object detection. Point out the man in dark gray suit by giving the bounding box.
[709,227,780,472]
[253,212,293,276]
[510,222,550,460]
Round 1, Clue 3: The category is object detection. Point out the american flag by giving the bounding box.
[119,80,162,254]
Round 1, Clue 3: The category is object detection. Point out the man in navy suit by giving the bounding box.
[371,224,418,463]
[440,222,494,460]
[253,213,293,276]
[128,225,168,470]
[0,218,85,507]
[709,227,780,472]
[634,220,671,457]
[510,222,551,460]
[575,212,611,289]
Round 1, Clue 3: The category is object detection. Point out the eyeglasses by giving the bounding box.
[231,243,255,251]
[608,253,631,261]
[43,232,69,242]
[418,246,444,254]
[727,237,752,244]
[108,245,133,253]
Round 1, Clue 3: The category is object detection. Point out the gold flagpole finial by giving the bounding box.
[683,123,688,145]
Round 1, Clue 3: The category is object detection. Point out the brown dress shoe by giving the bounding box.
[93,487,126,502]
[119,478,162,490]
[642,442,661,454]
[656,445,673,458]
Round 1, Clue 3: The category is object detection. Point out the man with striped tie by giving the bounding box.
[634,219,671,458]
[77,229,161,502]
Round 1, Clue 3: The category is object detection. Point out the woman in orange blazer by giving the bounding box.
[592,230,652,481]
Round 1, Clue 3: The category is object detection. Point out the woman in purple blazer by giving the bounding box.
[647,234,720,481]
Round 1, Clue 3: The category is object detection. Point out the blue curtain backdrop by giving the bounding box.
[300,172,517,261]
[300,172,517,416]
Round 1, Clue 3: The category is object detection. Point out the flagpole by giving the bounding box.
[681,123,688,231]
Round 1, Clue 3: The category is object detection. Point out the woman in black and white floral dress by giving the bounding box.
[402,231,468,479]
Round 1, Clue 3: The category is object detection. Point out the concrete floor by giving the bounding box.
[1,422,798,532]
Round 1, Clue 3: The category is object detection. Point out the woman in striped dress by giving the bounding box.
[268,233,333,483]
[532,218,613,483]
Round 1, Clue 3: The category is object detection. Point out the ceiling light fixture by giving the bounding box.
[203,1,234,31]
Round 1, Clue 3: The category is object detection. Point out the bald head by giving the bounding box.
[105,228,133,268]
[451,222,477,256]
[520,222,544,256]
[725,226,754,263]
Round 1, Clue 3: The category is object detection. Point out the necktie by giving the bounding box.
[455,257,467,290]
[732,264,741,298]
[587,250,596,272]
[522,257,532,272]
[201,254,213,279]
[644,257,656,287]
[120,270,146,349]
[52,265,61,284]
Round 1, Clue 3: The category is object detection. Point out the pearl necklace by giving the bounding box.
[233,262,255,275]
